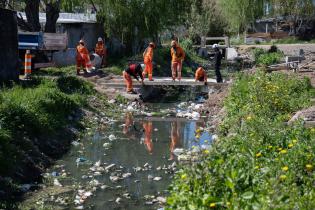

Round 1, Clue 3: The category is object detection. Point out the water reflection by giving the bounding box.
[122,112,212,157]
[170,121,181,160]
[142,121,153,155]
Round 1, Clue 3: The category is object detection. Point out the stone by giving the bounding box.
[122,173,132,179]
[53,179,62,187]
[157,196,167,204]
[148,175,154,181]
[105,164,116,171]
[110,176,120,182]
[153,177,162,181]
[115,197,122,204]
[108,134,116,141]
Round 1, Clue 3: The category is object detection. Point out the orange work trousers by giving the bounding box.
[123,71,133,92]
[76,58,86,73]
[143,60,153,80]
[171,61,182,80]
[143,122,153,154]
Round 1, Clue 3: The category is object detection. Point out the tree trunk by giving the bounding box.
[25,0,41,32]
[45,0,60,33]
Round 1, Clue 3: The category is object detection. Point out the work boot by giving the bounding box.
[127,90,137,94]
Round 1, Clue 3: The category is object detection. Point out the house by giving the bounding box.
[18,12,104,50]
[0,8,19,82]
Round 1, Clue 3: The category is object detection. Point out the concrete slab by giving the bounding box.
[98,77,227,87]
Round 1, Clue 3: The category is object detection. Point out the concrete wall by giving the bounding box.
[0,9,19,83]
[57,23,104,51]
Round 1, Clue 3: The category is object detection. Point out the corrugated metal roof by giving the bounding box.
[18,12,97,24]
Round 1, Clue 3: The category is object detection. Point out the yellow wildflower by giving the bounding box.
[181,174,187,180]
[279,149,287,154]
[282,166,289,172]
[195,134,201,139]
[246,116,252,121]
[196,129,201,133]
[267,145,273,149]
[256,152,262,158]
[227,202,231,206]
[292,139,298,144]
[311,128,315,133]
[306,164,313,172]
[255,165,260,169]
[288,143,294,148]
[210,203,216,208]
[277,147,283,151]
[279,175,287,181]
[203,150,210,155]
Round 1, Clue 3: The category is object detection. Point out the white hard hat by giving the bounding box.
[98,37,103,42]
[212,44,218,49]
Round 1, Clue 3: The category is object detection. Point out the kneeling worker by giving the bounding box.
[123,63,144,94]
[195,66,207,85]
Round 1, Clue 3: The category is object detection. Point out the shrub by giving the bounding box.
[167,71,315,210]
[257,52,283,66]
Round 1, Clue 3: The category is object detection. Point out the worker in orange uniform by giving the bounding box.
[76,39,93,75]
[142,42,155,81]
[170,121,181,160]
[195,66,208,85]
[123,63,144,94]
[170,40,185,81]
[143,121,153,155]
[95,37,107,67]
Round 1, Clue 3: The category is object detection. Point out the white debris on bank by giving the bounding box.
[176,102,204,120]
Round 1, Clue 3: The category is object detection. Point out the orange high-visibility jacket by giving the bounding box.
[143,46,154,63]
[95,43,106,56]
[171,45,185,63]
[76,44,89,61]
[195,67,207,82]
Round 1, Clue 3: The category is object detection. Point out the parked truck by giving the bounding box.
[18,31,68,70]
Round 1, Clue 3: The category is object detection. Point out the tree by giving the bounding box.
[219,0,265,36]
[96,0,191,54]
[187,0,227,39]
[24,0,41,31]
[43,0,61,33]
[270,0,315,35]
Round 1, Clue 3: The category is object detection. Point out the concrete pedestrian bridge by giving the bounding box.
[98,77,228,88]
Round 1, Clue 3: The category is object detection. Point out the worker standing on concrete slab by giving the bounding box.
[76,39,93,75]
[195,66,208,85]
[142,42,155,81]
[212,44,223,83]
[123,63,144,94]
[171,40,185,81]
[95,37,107,67]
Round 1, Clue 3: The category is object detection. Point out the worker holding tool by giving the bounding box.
[195,66,208,85]
[123,63,144,94]
[212,44,223,83]
[95,37,107,67]
[142,42,155,81]
[171,40,185,81]
[76,39,93,75]
[143,121,153,155]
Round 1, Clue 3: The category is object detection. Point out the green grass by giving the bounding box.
[0,76,96,208]
[167,71,315,210]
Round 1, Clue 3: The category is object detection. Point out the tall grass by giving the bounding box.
[167,71,315,209]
